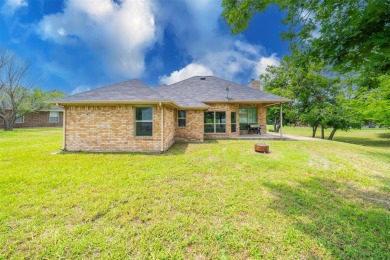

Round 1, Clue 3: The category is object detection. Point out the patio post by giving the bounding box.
[280,103,283,138]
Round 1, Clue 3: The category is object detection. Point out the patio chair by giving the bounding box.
[248,124,262,135]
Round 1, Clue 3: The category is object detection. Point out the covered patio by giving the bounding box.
[205,132,288,140]
[238,103,286,138]
[234,132,287,140]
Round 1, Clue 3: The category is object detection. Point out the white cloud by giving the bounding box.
[198,41,263,79]
[159,63,213,84]
[1,0,28,16]
[36,0,156,78]
[34,0,283,87]
[157,1,277,84]
[161,40,277,84]
[71,85,91,95]
[255,54,280,76]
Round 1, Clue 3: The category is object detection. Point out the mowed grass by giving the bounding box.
[278,126,390,148]
[0,128,389,259]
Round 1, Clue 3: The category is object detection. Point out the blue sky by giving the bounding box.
[0,0,289,95]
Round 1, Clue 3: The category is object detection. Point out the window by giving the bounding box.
[15,116,24,123]
[231,112,237,133]
[239,107,257,130]
[204,111,226,133]
[49,112,60,123]
[178,110,186,127]
[135,107,153,136]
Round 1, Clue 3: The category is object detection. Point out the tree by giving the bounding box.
[320,96,361,140]
[358,75,390,126]
[0,50,65,131]
[222,0,389,128]
[300,108,321,138]
[260,54,345,138]
[222,0,389,79]
[260,60,297,132]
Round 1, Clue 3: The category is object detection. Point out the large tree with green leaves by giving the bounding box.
[222,0,389,79]
[358,75,390,126]
[223,0,389,128]
[261,52,362,139]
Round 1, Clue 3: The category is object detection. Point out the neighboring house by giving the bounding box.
[0,107,63,128]
[51,76,290,152]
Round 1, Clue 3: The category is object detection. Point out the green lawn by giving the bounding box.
[276,126,390,148]
[1,128,389,259]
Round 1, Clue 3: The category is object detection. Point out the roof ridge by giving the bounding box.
[147,84,170,100]
[155,84,204,102]
[154,84,209,108]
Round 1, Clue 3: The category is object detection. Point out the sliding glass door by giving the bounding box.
[239,107,257,130]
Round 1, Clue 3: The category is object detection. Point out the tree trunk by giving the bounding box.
[275,124,280,133]
[2,114,15,131]
[273,116,280,133]
[312,125,317,138]
[328,128,337,140]
[321,125,325,139]
[3,118,14,131]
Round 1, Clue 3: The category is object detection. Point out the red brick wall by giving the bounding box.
[175,110,204,142]
[0,111,63,128]
[163,106,176,150]
[64,105,173,152]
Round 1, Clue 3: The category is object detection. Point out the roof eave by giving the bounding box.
[48,100,175,106]
[203,100,292,104]
[176,106,209,110]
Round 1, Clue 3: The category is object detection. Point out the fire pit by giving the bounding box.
[254,143,269,153]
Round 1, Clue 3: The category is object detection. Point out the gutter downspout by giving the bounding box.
[280,103,283,138]
[160,102,164,152]
[58,103,66,150]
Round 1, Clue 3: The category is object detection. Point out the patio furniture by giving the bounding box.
[248,124,262,135]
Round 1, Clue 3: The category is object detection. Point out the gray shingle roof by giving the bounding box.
[53,76,290,108]
[56,79,168,103]
[40,106,64,112]
[153,85,209,108]
[166,76,291,103]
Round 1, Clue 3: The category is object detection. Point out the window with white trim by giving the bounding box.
[204,111,226,133]
[178,110,186,127]
[135,107,153,136]
[15,116,24,123]
[49,112,60,123]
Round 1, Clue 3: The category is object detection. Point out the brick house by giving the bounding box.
[0,107,63,128]
[51,76,290,152]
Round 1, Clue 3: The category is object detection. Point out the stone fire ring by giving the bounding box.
[254,143,269,153]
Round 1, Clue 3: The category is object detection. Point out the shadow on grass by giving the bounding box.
[263,178,390,259]
[378,132,390,139]
[333,135,390,148]
[364,150,390,161]
[55,140,220,156]
[165,140,219,155]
